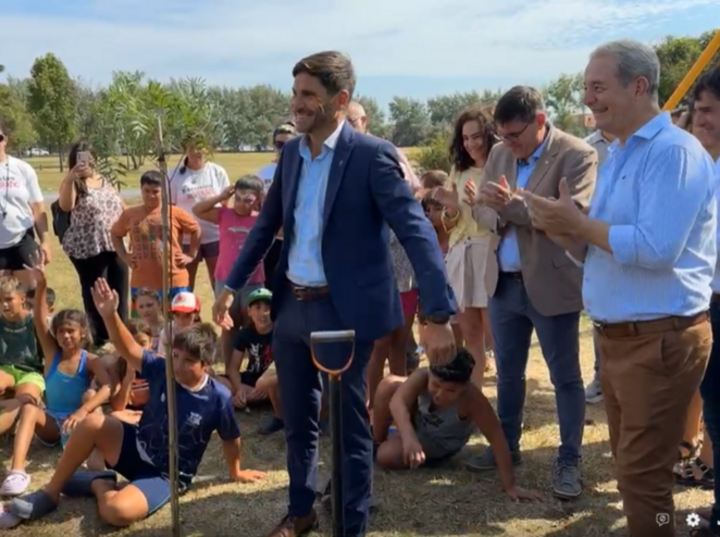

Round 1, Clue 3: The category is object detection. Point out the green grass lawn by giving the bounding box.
[28,148,424,194]
[6,147,712,536]
[28,153,275,193]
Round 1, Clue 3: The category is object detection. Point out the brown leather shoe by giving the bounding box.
[264,509,319,537]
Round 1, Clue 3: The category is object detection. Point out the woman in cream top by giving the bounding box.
[436,107,498,385]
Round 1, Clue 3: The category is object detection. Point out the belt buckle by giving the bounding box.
[293,285,308,301]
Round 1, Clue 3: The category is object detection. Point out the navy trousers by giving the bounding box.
[273,288,373,537]
[488,272,585,464]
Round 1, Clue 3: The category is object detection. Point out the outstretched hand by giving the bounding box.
[520,177,583,234]
[91,278,120,318]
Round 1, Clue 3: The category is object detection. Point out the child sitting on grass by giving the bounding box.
[158,291,201,356]
[1,278,266,529]
[25,286,55,314]
[99,319,154,425]
[0,277,44,439]
[132,288,163,352]
[371,349,541,502]
[216,288,282,435]
[0,265,112,498]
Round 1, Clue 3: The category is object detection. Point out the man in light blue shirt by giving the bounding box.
[286,121,343,287]
[691,66,720,535]
[523,39,717,537]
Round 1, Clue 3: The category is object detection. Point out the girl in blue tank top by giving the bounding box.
[0,266,113,498]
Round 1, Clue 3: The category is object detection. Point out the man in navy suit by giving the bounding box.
[213,51,457,537]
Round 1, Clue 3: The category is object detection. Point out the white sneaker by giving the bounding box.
[585,377,603,404]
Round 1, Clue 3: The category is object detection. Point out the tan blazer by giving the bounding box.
[473,127,597,316]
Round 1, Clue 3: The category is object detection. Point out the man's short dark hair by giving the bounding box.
[494,86,545,125]
[292,51,356,99]
[692,66,720,102]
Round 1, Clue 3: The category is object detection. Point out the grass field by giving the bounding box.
[24,148,425,194]
[0,152,712,536]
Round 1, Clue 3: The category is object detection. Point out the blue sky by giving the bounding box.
[1,0,719,110]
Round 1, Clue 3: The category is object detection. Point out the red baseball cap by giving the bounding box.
[171,292,200,313]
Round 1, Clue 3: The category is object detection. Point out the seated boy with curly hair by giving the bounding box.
[372,349,541,501]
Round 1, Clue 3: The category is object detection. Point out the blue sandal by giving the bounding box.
[10,490,58,521]
[62,471,117,498]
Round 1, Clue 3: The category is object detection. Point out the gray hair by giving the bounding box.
[591,39,660,99]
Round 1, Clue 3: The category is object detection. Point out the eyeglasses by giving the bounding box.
[235,195,257,203]
[499,122,531,141]
[348,116,365,126]
[0,134,5,143]
[274,140,285,151]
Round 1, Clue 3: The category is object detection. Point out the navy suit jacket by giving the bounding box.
[225,122,457,342]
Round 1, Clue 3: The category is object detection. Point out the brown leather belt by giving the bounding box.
[288,282,330,302]
[594,311,708,339]
[501,271,523,281]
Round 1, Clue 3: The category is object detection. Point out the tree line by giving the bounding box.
[0,30,717,175]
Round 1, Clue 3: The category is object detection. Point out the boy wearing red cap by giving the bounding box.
[158,292,201,357]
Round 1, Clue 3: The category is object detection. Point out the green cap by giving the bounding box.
[247,287,272,307]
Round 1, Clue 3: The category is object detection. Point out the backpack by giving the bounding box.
[51,200,71,243]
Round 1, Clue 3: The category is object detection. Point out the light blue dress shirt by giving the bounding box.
[286,121,345,287]
[583,113,718,323]
[497,136,550,272]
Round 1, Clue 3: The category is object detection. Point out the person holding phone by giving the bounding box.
[0,121,50,290]
[58,142,127,345]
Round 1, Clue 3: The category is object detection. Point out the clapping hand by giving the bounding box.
[431,183,460,209]
[478,175,521,212]
[464,179,478,206]
[520,177,583,235]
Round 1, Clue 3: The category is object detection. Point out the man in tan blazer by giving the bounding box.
[465,86,597,501]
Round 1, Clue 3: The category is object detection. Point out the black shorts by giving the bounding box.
[182,241,219,261]
[109,422,186,516]
[0,229,39,272]
[240,371,260,388]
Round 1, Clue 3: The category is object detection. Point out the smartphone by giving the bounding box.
[77,151,91,166]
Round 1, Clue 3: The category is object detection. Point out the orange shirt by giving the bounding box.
[111,205,200,290]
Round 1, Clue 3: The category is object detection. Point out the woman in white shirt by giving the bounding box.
[0,122,50,287]
[169,133,230,294]
[257,122,296,292]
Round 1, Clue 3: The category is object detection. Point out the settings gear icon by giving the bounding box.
[687,513,702,528]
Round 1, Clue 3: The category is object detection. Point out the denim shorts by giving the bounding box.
[109,422,185,516]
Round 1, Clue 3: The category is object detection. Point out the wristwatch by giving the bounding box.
[425,312,451,325]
